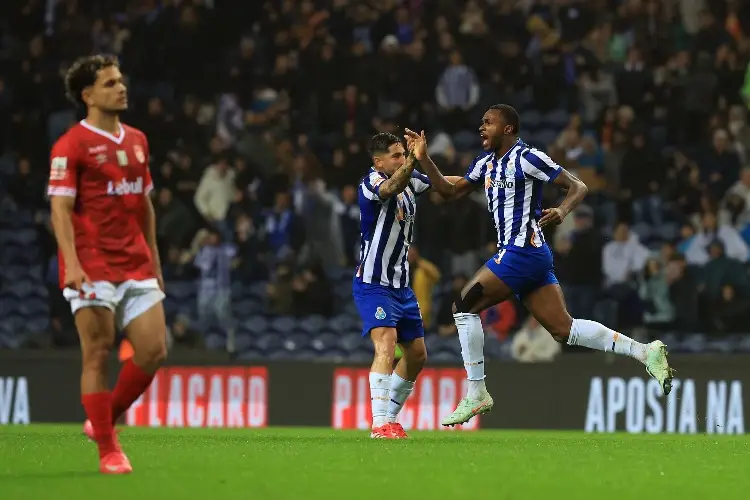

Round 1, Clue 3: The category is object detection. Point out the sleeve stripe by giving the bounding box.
[523,150,559,177]
[47,186,77,197]
[360,185,379,201]
[145,183,154,195]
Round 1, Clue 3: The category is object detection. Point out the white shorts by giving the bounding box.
[63,279,166,331]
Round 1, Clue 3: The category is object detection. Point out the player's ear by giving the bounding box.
[81,86,94,107]
[504,125,513,135]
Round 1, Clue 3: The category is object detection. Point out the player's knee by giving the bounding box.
[453,282,484,314]
[142,339,168,367]
[546,319,573,344]
[82,341,112,370]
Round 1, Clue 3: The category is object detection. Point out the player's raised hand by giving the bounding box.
[538,207,567,228]
[404,128,427,160]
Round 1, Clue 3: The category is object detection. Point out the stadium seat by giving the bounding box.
[340,333,365,353]
[238,348,265,361]
[247,282,267,301]
[328,315,357,335]
[657,222,680,242]
[531,129,557,148]
[310,332,338,353]
[7,229,37,247]
[284,333,311,351]
[631,222,653,244]
[737,335,750,352]
[520,110,542,130]
[270,316,297,334]
[292,349,319,361]
[7,280,34,299]
[681,333,707,353]
[205,333,226,350]
[298,315,326,334]
[256,334,284,353]
[241,316,269,336]
[430,351,460,363]
[706,337,736,354]
[233,332,253,352]
[542,108,569,129]
[345,351,371,363]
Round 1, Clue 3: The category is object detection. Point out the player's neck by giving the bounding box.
[85,110,121,136]
[494,136,519,158]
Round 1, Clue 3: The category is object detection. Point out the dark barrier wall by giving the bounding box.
[0,351,746,434]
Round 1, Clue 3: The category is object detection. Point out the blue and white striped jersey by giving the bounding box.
[357,168,431,288]
[465,139,562,249]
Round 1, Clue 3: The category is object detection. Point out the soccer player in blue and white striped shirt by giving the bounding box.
[405,104,674,427]
[354,132,432,439]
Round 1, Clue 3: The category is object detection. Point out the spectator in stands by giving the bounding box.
[336,185,360,266]
[437,275,468,337]
[436,50,480,133]
[266,260,294,316]
[8,157,44,212]
[700,129,742,197]
[639,258,676,332]
[194,154,236,240]
[665,253,700,333]
[194,229,236,337]
[700,239,750,303]
[408,246,441,330]
[292,261,334,317]
[511,317,561,363]
[233,213,266,283]
[603,222,650,287]
[263,191,301,262]
[710,284,750,334]
[555,206,603,319]
[155,187,196,252]
[685,211,749,265]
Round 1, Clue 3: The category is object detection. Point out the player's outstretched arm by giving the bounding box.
[378,152,418,200]
[405,128,476,202]
[538,169,588,228]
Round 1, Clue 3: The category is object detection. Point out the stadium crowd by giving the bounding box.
[2,0,750,359]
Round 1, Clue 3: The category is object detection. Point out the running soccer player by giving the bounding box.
[404,105,674,427]
[354,132,431,439]
[47,55,168,473]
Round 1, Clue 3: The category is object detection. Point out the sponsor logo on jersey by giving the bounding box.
[116,150,129,166]
[107,176,143,195]
[133,145,145,163]
[88,145,107,154]
[485,177,515,189]
[50,157,67,181]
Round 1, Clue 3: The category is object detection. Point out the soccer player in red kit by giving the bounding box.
[47,55,168,474]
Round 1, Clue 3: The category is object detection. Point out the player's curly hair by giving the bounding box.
[369,132,401,156]
[489,104,520,134]
[64,54,120,107]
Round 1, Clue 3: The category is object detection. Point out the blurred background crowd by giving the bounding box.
[2,0,750,361]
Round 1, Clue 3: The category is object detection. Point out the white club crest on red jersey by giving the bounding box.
[107,176,144,196]
[133,145,145,164]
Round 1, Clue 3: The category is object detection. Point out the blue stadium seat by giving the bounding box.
[346,351,371,363]
[520,110,542,130]
[247,282,267,301]
[241,316,269,336]
[270,316,296,334]
[25,317,49,334]
[542,108,569,129]
[430,351,460,363]
[0,297,17,316]
[205,333,226,350]
[7,229,38,247]
[530,129,557,148]
[631,222,653,243]
[284,333,311,351]
[310,332,338,353]
[7,281,34,299]
[233,332,253,352]
[256,334,283,352]
[299,315,326,334]
[328,315,356,335]
[681,333,707,353]
[737,335,750,352]
[658,222,680,242]
[340,333,365,353]
[267,348,293,360]
[707,337,736,354]
[30,285,48,299]
[292,349,319,361]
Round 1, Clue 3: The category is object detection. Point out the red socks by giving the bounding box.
[82,392,118,457]
[111,359,155,424]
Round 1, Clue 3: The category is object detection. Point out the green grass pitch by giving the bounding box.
[0,426,748,499]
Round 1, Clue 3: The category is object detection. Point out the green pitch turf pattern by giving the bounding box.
[0,426,748,500]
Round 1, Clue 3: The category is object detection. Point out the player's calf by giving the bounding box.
[369,327,397,432]
[112,301,167,423]
[385,338,427,436]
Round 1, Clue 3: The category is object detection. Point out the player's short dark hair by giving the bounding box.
[64,54,120,107]
[369,132,401,156]
[489,104,520,134]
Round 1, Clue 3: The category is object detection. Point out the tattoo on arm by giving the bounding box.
[378,154,417,199]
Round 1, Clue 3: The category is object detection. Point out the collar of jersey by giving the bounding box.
[370,166,388,178]
[491,138,522,165]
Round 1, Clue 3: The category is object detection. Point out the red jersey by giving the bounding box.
[48,120,156,288]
